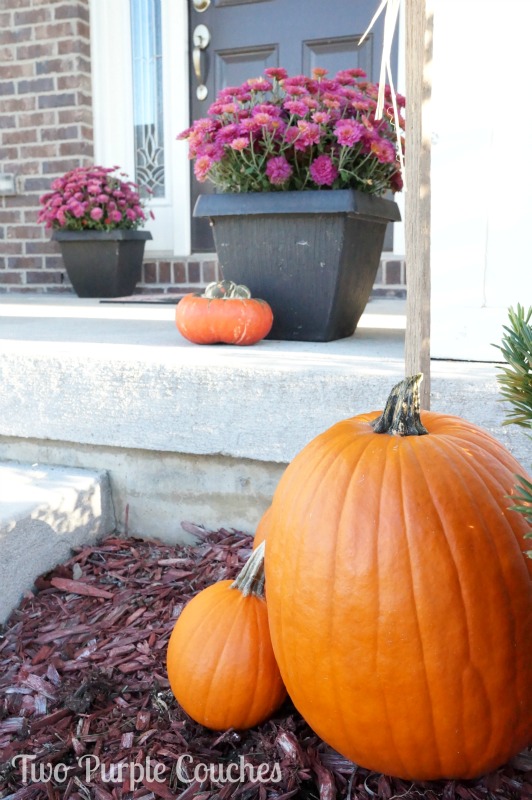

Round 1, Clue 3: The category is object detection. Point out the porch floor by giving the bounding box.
[0,293,529,541]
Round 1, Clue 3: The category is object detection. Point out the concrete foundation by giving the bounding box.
[0,461,115,623]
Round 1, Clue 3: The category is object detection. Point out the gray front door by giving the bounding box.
[188,0,398,252]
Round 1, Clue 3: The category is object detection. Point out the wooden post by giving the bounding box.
[404,0,433,408]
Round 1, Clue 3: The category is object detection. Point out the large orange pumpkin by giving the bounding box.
[166,541,286,730]
[175,280,273,345]
[264,374,532,781]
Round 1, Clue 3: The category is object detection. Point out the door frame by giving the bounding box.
[90,0,191,256]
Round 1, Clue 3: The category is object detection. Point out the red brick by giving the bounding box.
[0,146,19,160]
[18,110,56,128]
[173,262,187,283]
[41,124,78,141]
[202,261,219,282]
[57,39,90,57]
[14,8,52,25]
[188,261,200,283]
[55,3,90,23]
[2,128,37,145]
[0,116,16,129]
[385,260,402,285]
[36,57,77,75]
[26,270,63,284]
[58,140,93,157]
[42,157,84,175]
[22,177,55,192]
[3,63,34,79]
[0,28,32,46]
[25,241,56,256]
[159,262,171,283]
[0,272,23,284]
[0,81,16,96]
[0,210,20,224]
[20,143,59,159]
[38,93,76,109]
[58,107,91,125]
[7,225,46,240]
[16,42,56,60]
[34,22,75,41]
[57,73,91,92]
[7,256,42,269]
[0,45,15,61]
[17,77,55,94]
[43,255,64,270]
[143,263,157,283]
[2,96,35,112]
[0,242,25,257]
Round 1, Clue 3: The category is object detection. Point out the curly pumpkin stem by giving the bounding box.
[204,280,252,300]
[231,540,266,597]
[372,373,429,437]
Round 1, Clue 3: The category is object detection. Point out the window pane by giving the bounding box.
[130,0,165,197]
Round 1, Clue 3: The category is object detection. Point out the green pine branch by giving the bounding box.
[496,304,532,427]
[495,304,532,557]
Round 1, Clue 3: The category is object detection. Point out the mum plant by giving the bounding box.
[38,165,152,231]
[178,67,404,195]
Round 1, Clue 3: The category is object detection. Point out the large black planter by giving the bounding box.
[194,190,400,342]
[52,229,152,298]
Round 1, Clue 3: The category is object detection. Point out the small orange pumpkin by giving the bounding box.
[175,280,273,345]
[166,541,286,730]
[265,374,532,781]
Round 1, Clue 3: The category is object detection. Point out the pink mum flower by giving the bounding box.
[334,119,365,146]
[264,67,288,81]
[370,138,396,163]
[90,207,104,222]
[194,155,213,182]
[246,78,272,92]
[230,137,249,151]
[265,156,293,185]
[284,100,308,117]
[309,154,338,186]
[312,111,331,125]
[296,121,321,147]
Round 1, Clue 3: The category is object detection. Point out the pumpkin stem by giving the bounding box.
[231,540,266,597]
[204,280,252,300]
[371,373,429,436]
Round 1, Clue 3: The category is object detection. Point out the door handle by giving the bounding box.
[192,24,210,101]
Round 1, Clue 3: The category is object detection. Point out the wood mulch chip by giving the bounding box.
[0,525,530,800]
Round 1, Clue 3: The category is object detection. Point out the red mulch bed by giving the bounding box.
[0,526,530,800]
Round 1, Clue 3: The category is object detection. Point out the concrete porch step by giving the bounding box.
[0,461,115,624]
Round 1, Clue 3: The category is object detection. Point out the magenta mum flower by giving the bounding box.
[90,207,103,222]
[176,67,404,194]
[334,119,365,146]
[265,156,293,185]
[309,155,338,186]
[370,138,396,163]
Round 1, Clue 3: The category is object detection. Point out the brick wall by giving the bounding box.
[0,0,93,292]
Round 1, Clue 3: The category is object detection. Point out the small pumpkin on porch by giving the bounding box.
[166,541,286,730]
[175,280,273,345]
[264,374,532,781]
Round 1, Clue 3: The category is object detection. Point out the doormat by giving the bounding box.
[100,293,185,305]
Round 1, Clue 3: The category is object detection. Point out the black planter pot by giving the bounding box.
[52,229,152,298]
[194,190,400,342]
